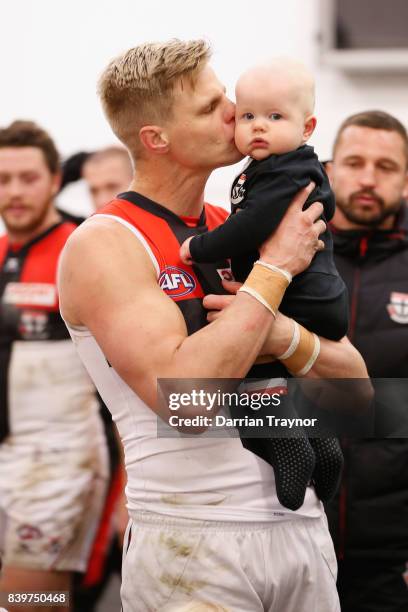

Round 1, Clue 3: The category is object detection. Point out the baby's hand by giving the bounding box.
[180,237,194,265]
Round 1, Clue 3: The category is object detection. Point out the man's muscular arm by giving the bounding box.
[262,311,368,379]
[205,289,368,379]
[58,186,324,420]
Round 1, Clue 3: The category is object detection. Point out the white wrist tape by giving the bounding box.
[297,334,320,376]
[279,324,321,376]
[238,285,276,316]
[254,260,293,284]
[238,260,291,316]
[277,320,300,360]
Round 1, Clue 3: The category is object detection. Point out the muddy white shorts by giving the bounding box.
[0,444,108,573]
[121,511,340,612]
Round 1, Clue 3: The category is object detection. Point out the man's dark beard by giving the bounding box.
[336,189,402,228]
[2,200,52,239]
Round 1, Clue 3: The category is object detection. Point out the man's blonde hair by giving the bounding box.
[98,39,211,159]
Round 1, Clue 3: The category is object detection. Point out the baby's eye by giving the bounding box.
[242,112,254,120]
[269,113,282,121]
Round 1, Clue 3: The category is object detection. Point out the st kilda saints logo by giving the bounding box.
[159,266,196,298]
[387,292,408,324]
[231,173,247,205]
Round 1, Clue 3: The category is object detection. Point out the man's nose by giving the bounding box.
[358,164,376,188]
[223,99,236,124]
[8,178,24,198]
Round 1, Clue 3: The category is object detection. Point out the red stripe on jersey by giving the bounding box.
[21,223,76,311]
[97,199,228,302]
[95,200,169,269]
[0,235,9,267]
[1,223,76,311]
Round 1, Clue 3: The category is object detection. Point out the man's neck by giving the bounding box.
[7,206,61,245]
[129,159,210,218]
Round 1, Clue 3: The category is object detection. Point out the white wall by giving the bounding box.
[2,0,408,215]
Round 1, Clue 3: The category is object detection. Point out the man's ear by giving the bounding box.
[139,125,169,154]
[403,171,408,201]
[325,161,334,184]
[302,115,317,143]
[51,171,62,196]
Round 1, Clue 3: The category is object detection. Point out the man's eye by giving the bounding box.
[243,113,254,120]
[345,161,361,169]
[269,113,282,121]
[205,103,216,113]
[379,164,396,172]
[22,174,38,184]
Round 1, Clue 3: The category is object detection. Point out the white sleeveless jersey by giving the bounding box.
[65,196,322,522]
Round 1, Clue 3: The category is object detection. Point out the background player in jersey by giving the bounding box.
[0,121,108,612]
[181,57,348,511]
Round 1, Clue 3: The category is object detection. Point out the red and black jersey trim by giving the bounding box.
[0,221,74,345]
[103,192,231,334]
[0,221,77,442]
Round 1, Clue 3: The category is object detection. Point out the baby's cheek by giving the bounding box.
[234,124,249,155]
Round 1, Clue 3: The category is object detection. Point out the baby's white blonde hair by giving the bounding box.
[238,56,315,116]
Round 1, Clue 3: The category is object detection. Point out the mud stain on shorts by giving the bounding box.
[160,571,206,596]
[160,533,193,558]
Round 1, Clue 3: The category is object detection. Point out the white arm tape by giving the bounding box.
[255,260,293,284]
[238,285,276,316]
[296,333,321,376]
[277,320,300,360]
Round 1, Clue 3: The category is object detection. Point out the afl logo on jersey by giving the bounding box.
[159,266,196,298]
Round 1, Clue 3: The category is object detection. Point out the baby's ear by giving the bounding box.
[302,116,317,143]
